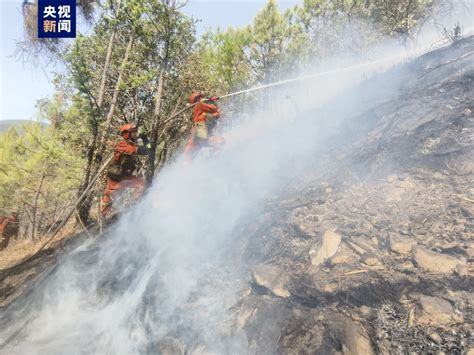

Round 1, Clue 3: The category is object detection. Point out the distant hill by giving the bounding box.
[0,120,48,134]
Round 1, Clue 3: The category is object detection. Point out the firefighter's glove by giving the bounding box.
[204,96,219,103]
[138,126,147,138]
[138,135,152,149]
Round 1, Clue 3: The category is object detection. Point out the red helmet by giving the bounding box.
[189,92,202,104]
[120,124,137,135]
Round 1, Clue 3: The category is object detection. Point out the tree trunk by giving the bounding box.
[75,0,122,225]
[97,0,122,108]
[145,1,176,185]
[77,124,98,224]
[96,35,134,163]
[31,164,47,240]
[97,31,116,108]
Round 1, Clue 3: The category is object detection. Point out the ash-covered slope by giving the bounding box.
[0,37,473,354]
[240,37,473,354]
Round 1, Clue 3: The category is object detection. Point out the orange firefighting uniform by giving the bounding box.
[0,213,19,250]
[100,140,146,216]
[184,101,225,161]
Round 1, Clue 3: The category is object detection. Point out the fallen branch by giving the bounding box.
[344,269,369,276]
[418,51,474,79]
[75,208,94,240]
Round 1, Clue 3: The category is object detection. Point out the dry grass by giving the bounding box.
[0,219,79,271]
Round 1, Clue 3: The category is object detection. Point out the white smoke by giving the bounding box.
[1,6,473,354]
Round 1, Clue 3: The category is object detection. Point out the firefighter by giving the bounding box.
[0,211,19,251]
[183,92,225,162]
[101,124,152,217]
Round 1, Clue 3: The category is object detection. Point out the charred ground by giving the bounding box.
[236,36,473,354]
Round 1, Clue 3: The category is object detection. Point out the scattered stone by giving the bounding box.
[361,253,381,266]
[439,241,460,250]
[341,317,375,355]
[412,246,465,273]
[455,264,470,277]
[310,230,342,266]
[463,108,472,116]
[401,260,415,271]
[358,306,377,320]
[415,295,462,326]
[429,332,442,344]
[295,223,317,238]
[236,308,256,329]
[346,241,366,255]
[329,249,359,266]
[348,237,378,255]
[251,264,290,298]
[388,235,417,255]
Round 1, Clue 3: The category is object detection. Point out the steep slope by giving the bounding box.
[0,37,472,354]
[238,37,474,354]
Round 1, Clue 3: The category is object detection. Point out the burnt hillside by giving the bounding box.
[240,36,473,354]
[1,37,473,354]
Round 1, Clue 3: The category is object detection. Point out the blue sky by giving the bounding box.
[0,0,299,121]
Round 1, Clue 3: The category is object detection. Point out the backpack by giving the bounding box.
[107,153,137,181]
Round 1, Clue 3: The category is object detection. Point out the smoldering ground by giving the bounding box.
[1,18,473,355]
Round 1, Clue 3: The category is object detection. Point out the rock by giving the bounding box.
[310,230,342,266]
[439,241,460,250]
[329,249,359,266]
[358,306,377,320]
[455,264,470,277]
[236,308,256,329]
[415,295,462,326]
[401,260,415,271]
[388,235,417,255]
[464,108,472,116]
[346,237,377,255]
[412,246,465,273]
[295,223,317,238]
[251,264,290,298]
[428,332,442,344]
[341,317,374,355]
[361,253,381,266]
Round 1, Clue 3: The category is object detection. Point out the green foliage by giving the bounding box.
[0,123,83,237]
[248,0,295,82]
[199,27,252,92]
[16,0,442,227]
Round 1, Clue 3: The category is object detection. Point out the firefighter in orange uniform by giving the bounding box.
[101,124,152,217]
[0,211,19,250]
[183,92,225,161]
